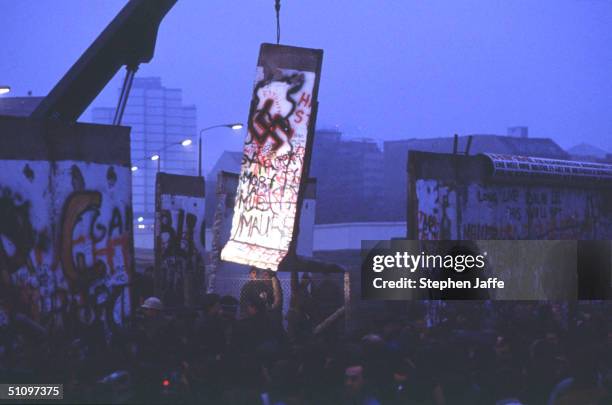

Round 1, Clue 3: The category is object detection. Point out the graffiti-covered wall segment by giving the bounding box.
[222,44,323,270]
[154,173,205,307]
[0,116,133,330]
[409,151,612,240]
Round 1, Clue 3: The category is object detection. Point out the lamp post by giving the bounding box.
[151,153,161,172]
[198,123,243,177]
[148,138,192,173]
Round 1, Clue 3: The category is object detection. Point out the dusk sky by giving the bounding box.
[2,0,612,173]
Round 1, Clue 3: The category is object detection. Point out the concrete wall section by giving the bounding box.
[154,173,206,307]
[408,151,612,240]
[407,151,612,299]
[0,116,133,330]
[212,172,317,320]
[221,44,323,271]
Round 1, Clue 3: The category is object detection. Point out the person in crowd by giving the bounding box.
[232,295,285,354]
[548,346,608,405]
[5,283,612,405]
[220,295,239,322]
[343,363,381,405]
[287,271,315,343]
[218,295,239,352]
[240,267,265,318]
[195,293,225,356]
[261,270,283,327]
[139,296,167,341]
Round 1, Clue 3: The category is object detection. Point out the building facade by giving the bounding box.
[92,77,197,223]
[309,129,385,223]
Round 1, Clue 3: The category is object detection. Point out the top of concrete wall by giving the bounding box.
[0,97,43,117]
[408,151,612,188]
[156,172,205,197]
[0,115,130,165]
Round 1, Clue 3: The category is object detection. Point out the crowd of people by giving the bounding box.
[1,270,611,404]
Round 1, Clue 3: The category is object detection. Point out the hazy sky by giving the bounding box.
[2,0,612,172]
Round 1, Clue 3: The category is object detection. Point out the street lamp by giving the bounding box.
[198,123,243,177]
[0,86,10,95]
[150,153,161,172]
[148,138,191,172]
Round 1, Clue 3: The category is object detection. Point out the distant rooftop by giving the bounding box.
[567,142,608,159]
[207,150,242,178]
[384,134,569,159]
